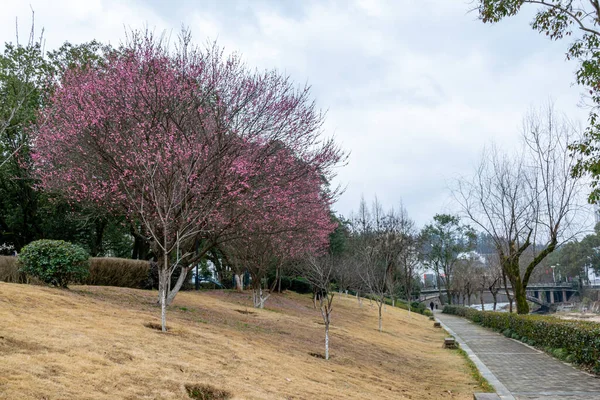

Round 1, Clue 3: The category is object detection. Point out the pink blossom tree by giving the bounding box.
[222,145,336,308]
[33,31,343,331]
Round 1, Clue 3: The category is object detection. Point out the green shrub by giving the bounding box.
[84,257,149,288]
[18,240,89,288]
[443,305,600,373]
[503,329,512,338]
[266,275,292,292]
[391,299,432,316]
[290,277,312,294]
[553,348,569,360]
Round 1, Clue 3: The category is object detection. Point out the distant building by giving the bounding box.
[423,273,436,288]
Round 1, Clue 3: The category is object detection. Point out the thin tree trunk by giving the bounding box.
[502,270,513,313]
[378,299,383,332]
[160,255,169,332]
[277,267,282,293]
[480,290,485,310]
[161,282,167,332]
[325,322,329,360]
[436,274,444,305]
[166,266,191,305]
[235,274,243,292]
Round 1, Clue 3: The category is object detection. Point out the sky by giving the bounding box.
[0,0,592,227]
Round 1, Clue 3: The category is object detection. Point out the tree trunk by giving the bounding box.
[502,270,513,313]
[253,282,269,309]
[166,266,191,306]
[378,299,383,332]
[235,274,243,292]
[436,274,445,305]
[514,283,529,314]
[277,268,282,293]
[91,218,107,257]
[325,322,330,360]
[160,281,167,332]
[480,290,485,310]
[159,257,169,332]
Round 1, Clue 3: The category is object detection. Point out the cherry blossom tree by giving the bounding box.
[222,149,336,308]
[33,31,343,331]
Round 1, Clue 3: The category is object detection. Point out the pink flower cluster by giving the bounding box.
[33,33,343,262]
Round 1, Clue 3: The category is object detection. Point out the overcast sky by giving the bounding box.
[1,0,591,227]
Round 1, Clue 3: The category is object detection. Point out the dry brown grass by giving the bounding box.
[0,283,481,399]
[0,256,20,283]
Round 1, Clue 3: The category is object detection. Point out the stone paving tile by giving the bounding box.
[436,313,600,399]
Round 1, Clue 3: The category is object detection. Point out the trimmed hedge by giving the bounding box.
[85,257,150,288]
[0,256,27,283]
[443,305,600,373]
[1,255,199,290]
[392,299,433,317]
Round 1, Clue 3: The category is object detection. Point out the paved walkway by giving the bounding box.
[435,312,600,400]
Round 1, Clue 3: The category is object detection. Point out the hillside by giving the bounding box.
[0,283,480,399]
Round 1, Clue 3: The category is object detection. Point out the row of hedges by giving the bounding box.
[0,252,153,289]
[393,299,433,317]
[443,305,600,373]
[86,257,150,288]
[0,256,27,283]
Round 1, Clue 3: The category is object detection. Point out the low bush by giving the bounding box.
[84,257,150,288]
[18,240,89,288]
[266,275,292,292]
[443,305,600,373]
[290,277,312,294]
[389,299,433,316]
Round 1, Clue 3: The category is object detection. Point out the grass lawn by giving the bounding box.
[0,282,482,399]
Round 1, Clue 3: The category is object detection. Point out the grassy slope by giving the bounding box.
[0,283,480,399]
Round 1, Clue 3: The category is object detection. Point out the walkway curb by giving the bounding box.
[436,316,515,400]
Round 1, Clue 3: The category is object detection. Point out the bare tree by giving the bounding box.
[358,242,389,332]
[395,207,422,313]
[297,254,338,360]
[456,103,585,313]
[484,254,503,311]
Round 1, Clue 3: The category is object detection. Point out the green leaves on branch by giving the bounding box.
[475,0,600,203]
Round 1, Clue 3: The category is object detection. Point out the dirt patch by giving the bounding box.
[185,383,232,400]
[234,309,256,315]
[144,322,169,331]
[0,335,48,355]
